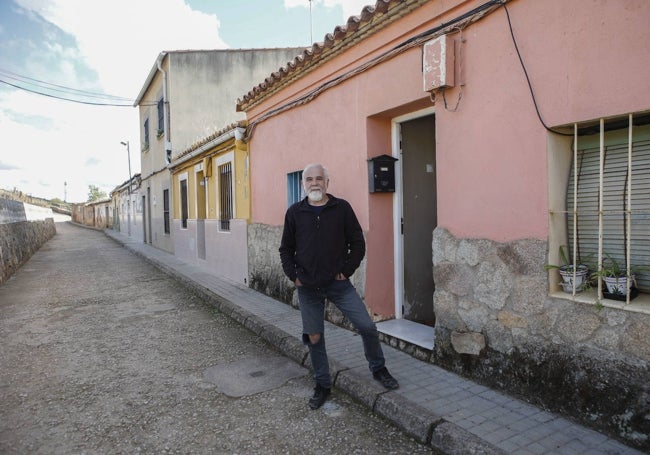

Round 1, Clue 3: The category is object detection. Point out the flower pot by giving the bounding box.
[603,275,635,296]
[558,265,589,293]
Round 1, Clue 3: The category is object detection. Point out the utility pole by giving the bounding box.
[121,141,132,236]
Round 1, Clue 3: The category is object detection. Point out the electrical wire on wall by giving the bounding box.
[243,0,505,142]
[502,3,573,136]
[440,27,464,112]
[245,0,577,140]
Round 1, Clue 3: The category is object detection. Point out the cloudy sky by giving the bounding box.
[0,0,371,203]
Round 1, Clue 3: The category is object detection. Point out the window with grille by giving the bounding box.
[180,179,188,229]
[287,170,303,206]
[163,189,170,234]
[559,115,650,302]
[157,98,164,137]
[143,118,150,150]
[219,162,233,231]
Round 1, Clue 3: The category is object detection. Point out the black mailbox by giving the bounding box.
[368,154,398,193]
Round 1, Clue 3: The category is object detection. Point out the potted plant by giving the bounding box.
[590,253,646,299]
[545,245,590,293]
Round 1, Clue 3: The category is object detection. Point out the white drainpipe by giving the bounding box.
[156,53,171,164]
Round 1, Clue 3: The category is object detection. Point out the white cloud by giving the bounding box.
[1,0,371,202]
[15,0,226,96]
[1,0,228,202]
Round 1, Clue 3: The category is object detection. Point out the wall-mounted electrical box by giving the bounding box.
[423,34,455,91]
[368,154,398,193]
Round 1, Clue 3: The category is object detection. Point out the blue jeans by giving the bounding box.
[297,279,385,388]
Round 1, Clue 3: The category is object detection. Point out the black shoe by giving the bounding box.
[309,384,331,410]
[373,367,399,390]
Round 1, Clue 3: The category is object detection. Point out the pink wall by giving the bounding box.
[245,0,650,316]
[432,0,650,240]
[249,84,373,227]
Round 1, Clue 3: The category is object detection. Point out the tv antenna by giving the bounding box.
[309,0,313,44]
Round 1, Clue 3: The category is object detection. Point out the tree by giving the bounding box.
[87,185,107,202]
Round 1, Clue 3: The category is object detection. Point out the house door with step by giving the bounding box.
[398,113,437,326]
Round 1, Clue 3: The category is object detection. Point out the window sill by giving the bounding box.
[550,289,650,314]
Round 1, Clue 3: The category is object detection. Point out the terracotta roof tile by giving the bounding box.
[176,120,247,160]
[237,0,428,111]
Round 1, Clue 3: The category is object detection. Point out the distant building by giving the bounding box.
[110,173,142,240]
[169,122,250,284]
[133,48,306,255]
[71,198,112,229]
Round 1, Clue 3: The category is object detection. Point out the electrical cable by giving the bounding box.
[245,0,575,140]
[502,3,572,136]
[244,0,504,141]
[441,27,464,112]
[0,78,135,106]
[0,68,133,101]
[0,68,157,106]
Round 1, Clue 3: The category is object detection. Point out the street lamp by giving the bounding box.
[120,141,132,185]
[120,141,132,236]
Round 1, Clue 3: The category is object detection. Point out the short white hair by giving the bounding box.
[302,163,329,181]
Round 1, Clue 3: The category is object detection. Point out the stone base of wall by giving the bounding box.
[0,219,56,284]
[432,227,650,451]
[248,223,296,305]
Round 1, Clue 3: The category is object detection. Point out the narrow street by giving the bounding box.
[0,222,432,455]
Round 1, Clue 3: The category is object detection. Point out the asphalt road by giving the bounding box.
[0,222,433,455]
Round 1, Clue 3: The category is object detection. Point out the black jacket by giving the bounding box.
[279,194,365,288]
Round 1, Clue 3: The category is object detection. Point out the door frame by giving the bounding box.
[391,106,436,319]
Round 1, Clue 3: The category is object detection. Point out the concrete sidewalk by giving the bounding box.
[104,227,642,455]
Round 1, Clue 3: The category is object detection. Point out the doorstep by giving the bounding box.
[377,318,435,350]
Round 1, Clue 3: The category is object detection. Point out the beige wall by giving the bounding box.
[136,48,303,254]
[167,49,303,156]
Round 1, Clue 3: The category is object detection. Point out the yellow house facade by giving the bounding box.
[170,123,250,284]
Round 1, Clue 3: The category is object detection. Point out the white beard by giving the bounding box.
[307,189,323,202]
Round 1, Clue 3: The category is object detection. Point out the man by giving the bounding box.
[279,163,399,410]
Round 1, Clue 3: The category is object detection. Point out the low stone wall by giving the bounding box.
[1,198,55,223]
[0,219,56,285]
[432,227,649,450]
[248,223,295,305]
[0,198,28,223]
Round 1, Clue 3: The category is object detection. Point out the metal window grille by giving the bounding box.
[163,189,170,234]
[566,115,650,302]
[157,98,164,133]
[219,162,233,231]
[180,179,188,229]
[143,118,150,149]
[287,170,303,206]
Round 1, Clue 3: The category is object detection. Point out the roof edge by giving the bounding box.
[134,52,167,107]
[236,0,430,112]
